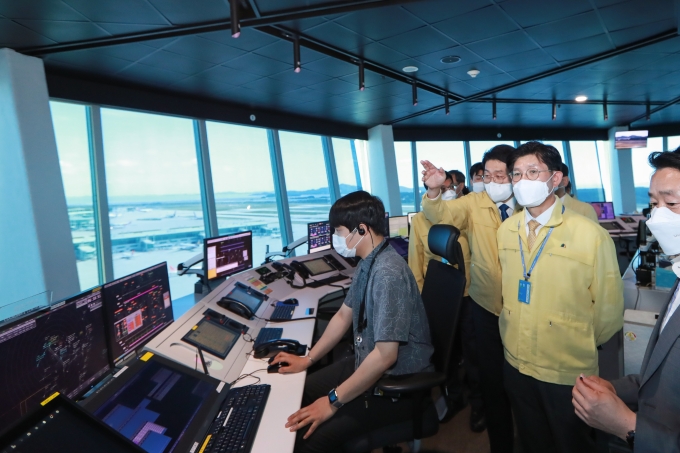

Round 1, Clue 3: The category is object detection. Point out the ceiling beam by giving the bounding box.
[19,0,422,56]
[473,98,666,106]
[386,29,679,125]
[627,93,680,125]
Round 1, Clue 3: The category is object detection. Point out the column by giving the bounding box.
[367,125,403,216]
[608,127,637,214]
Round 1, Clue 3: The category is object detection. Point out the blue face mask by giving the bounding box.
[332,228,364,258]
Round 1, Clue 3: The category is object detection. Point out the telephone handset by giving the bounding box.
[217,298,255,320]
[289,260,310,279]
[253,338,307,359]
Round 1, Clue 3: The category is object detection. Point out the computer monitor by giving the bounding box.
[389,216,409,238]
[308,220,331,254]
[0,288,111,428]
[589,202,616,220]
[102,262,174,364]
[83,354,228,453]
[204,231,253,281]
[615,130,648,149]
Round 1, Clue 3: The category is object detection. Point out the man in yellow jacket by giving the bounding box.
[556,162,599,222]
[497,141,623,453]
[421,145,517,453]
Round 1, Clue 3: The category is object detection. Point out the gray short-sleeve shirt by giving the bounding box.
[343,240,434,375]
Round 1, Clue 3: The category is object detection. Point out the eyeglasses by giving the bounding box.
[441,184,457,191]
[510,169,553,182]
[482,173,509,184]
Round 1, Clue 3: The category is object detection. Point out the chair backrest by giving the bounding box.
[421,225,466,375]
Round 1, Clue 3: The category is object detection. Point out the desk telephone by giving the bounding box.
[253,339,307,359]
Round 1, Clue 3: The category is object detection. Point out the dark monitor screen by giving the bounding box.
[0,288,111,428]
[0,394,145,453]
[389,216,409,238]
[83,354,227,453]
[205,231,253,281]
[308,221,331,254]
[590,202,616,220]
[223,282,267,315]
[102,263,174,364]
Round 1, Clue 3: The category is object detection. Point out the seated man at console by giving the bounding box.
[271,190,434,453]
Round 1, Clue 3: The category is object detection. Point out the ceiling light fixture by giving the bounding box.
[603,100,608,121]
[493,99,497,120]
[467,69,480,78]
[403,66,418,73]
[359,60,365,91]
[575,95,588,102]
[440,55,461,64]
[293,37,301,73]
[444,95,450,115]
[230,0,240,38]
[646,102,651,121]
[412,81,418,106]
[552,101,557,120]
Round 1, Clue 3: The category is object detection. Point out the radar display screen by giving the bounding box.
[181,318,239,359]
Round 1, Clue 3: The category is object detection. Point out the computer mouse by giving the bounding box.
[267,362,288,373]
[281,298,299,306]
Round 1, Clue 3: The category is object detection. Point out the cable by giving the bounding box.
[228,368,268,387]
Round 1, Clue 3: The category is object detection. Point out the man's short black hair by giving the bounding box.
[449,169,466,185]
[649,146,680,172]
[329,190,385,234]
[482,144,516,169]
[510,141,562,172]
[560,162,570,178]
[470,162,483,177]
[423,171,453,191]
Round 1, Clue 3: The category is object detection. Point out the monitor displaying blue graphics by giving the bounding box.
[0,288,111,428]
[308,221,331,254]
[84,355,227,453]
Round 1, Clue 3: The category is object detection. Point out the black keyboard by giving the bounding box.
[254,327,283,346]
[306,274,350,288]
[270,305,294,320]
[203,384,271,453]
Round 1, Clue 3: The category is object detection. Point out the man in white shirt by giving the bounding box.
[573,148,680,452]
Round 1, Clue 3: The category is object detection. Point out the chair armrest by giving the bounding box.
[376,372,446,394]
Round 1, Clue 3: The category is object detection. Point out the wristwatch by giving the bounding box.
[626,430,635,448]
[328,388,344,409]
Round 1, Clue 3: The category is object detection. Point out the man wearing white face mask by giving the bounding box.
[470,162,485,193]
[421,145,518,453]
[274,191,434,453]
[572,147,680,452]
[496,141,623,453]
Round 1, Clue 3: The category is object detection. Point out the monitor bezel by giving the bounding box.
[388,215,409,238]
[203,230,254,281]
[307,220,332,254]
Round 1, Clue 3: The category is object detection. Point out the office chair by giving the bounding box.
[343,225,466,453]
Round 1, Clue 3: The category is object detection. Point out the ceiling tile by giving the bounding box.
[172,76,237,96]
[0,0,87,21]
[138,50,215,75]
[543,34,613,61]
[62,0,170,24]
[190,65,262,86]
[334,7,424,41]
[412,46,485,71]
[221,53,291,76]
[609,19,676,48]
[525,11,604,48]
[15,19,110,43]
[387,58,437,76]
[599,0,673,32]
[464,72,516,90]
[505,63,561,80]
[303,57,358,77]
[199,28,279,52]
[590,51,665,70]
[340,68,392,87]
[379,26,456,58]
[146,0,230,25]
[499,0,593,28]
[96,22,165,35]
[488,48,556,73]
[118,63,189,86]
[348,42,407,64]
[254,39,325,64]
[466,31,538,60]
[433,6,518,45]
[302,21,373,49]
[162,36,246,65]
[269,68,332,87]
[308,78,359,95]
[241,77,302,95]
[95,43,158,61]
[403,0,491,25]
[44,49,134,73]
[442,60,505,80]
[0,19,56,48]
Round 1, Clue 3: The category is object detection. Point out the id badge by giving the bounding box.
[518,280,531,304]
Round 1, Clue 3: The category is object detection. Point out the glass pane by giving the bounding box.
[279,131,331,243]
[395,142,415,213]
[596,141,613,202]
[101,108,204,300]
[632,137,663,211]
[354,140,371,194]
[569,141,605,202]
[206,121,282,266]
[416,141,466,198]
[668,135,680,151]
[51,101,100,291]
[332,138,361,196]
[469,141,515,166]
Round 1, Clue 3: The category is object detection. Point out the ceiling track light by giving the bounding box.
[412,81,418,106]
[444,95,450,115]
[552,101,557,120]
[603,100,608,121]
[492,99,497,120]
[646,102,651,121]
[359,60,365,91]
[293,36,301,73]
[230,0,240,38]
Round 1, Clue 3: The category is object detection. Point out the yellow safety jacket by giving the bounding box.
[407,212,471,296]
[562,195,598,223]
[422,191,520,315]
[497,197,624,385]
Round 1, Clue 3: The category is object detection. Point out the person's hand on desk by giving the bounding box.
[420,160,446,199]
[572,374,636,440]
[270,352,311,374]
[285,395,337,439]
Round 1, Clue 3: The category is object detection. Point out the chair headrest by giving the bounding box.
[428,224,461,263]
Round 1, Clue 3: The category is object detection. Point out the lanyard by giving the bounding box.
[518,206,564,281]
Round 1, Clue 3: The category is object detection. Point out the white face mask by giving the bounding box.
[485,182,513,203]
[646,207,680,257]
[441,189,457,201]
[513,173,556,208]
[472,181,485,193]
[332,228,364,258]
